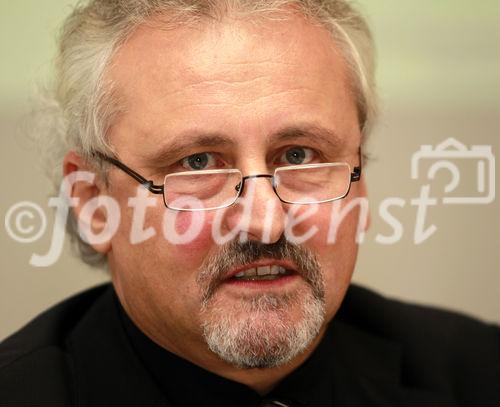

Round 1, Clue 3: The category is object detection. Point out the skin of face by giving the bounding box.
[64,10,368,393]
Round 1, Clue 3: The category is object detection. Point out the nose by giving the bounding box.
[222,173,286,244]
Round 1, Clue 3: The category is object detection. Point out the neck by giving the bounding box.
[115,284,329,395]
[142,319,328,395]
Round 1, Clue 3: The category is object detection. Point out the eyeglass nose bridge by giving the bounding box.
[235,173,278,200]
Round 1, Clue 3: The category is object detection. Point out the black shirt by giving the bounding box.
[3,284,499,407]
[117,296,335,407]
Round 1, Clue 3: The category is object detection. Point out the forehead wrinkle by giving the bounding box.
[186,75,271,88]
[165,88,310,113]
[178,60,301,92]
[143,71,288,112]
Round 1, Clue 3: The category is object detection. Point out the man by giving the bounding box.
[1,1,499,406]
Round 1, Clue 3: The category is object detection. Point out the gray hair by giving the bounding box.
[38,0,377,267]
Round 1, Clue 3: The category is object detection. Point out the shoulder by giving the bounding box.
[337,284,500,384]
[339,284,500,347]
[0,284,111,407]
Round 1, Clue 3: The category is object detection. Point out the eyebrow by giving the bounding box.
[144,133,236,166]
[143,124,345,166]
[269,125,345,151]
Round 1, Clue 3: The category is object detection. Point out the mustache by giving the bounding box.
[197,235,325,302]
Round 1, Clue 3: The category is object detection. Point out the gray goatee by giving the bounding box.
[197,236,325,369]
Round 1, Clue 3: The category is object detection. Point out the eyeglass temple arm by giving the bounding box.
[350,147,362,182]
[95,153,164,194]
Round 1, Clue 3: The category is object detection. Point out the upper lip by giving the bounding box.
[225,259,298,279]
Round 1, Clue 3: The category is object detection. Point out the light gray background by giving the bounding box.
[1,0,499,340]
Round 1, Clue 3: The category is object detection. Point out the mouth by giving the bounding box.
[223,260,299,288]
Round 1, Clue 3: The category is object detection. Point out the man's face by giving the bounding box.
[103,12,365,368]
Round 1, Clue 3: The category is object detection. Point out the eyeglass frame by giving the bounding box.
[93,148,362,211]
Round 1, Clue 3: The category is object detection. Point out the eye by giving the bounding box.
[279,146,315,165]
[181,152,217,171]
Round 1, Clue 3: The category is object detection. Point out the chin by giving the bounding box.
[200,289,325,369]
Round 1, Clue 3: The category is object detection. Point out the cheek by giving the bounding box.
[164,210,216,260]
[112,207,217,300]
[298,204,360,312]
[111,201,217,268]
[286,204,332,245]
[299,202,362,252]
[172,211,204,236]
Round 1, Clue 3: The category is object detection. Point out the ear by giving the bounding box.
[63,151,112,254]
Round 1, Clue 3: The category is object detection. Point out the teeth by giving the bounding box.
[257,266,270,276]
[233,265,289,279]
[246,268,257,276]
[235,268,257,277]
[270,265,280,275]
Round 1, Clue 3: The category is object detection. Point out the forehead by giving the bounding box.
[107,11,359,156]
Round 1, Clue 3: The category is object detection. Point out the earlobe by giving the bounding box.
[63,151,112,254]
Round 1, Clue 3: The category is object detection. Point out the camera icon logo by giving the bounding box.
[411,137,495,205]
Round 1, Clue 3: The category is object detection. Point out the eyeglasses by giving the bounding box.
[95,150,362,211]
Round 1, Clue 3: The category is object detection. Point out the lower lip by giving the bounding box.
[223,274,299,289]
